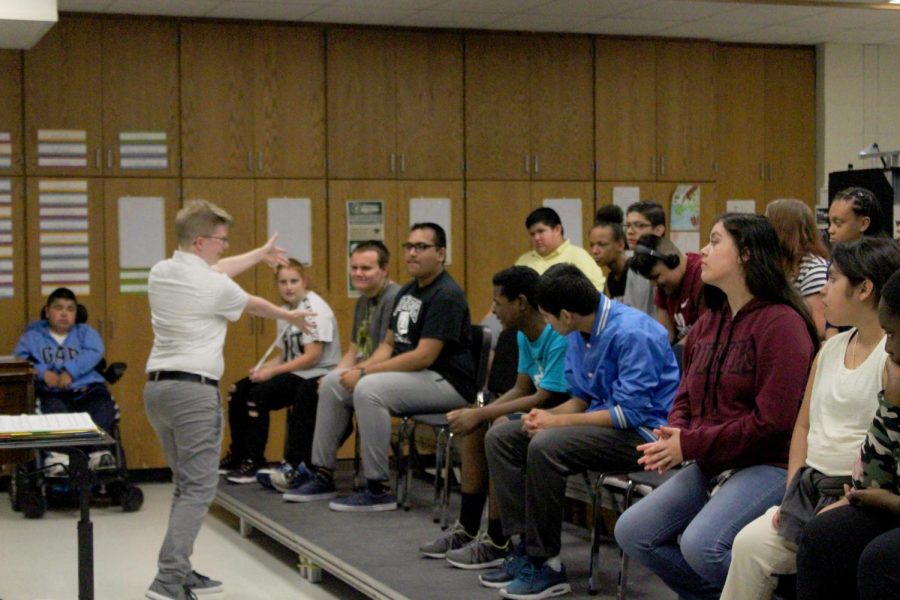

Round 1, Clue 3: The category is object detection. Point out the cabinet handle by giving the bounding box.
[107,149,113,169]
[258,152,264,172]
[249,317,255,335]
[651,156,657,176]
[400,154,405,173]
[97,319,104,338]
[660,156,666,175]
[759,162,765,181]
[247,151,253,173]
[95,148,101,169]
[390,153,396,174]
[256,318,264,336]
[766,163,772,181]
[524,154,530,174]
[533,154,540,174]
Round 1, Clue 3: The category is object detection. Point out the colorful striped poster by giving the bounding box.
[38,180,90,296]
[117,196,165,294]
[37,130,88,168]
[119,131,167,170]
[0,179,12,298]
[0,132,11,169]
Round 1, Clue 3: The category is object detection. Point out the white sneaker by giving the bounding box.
[44,451,69,477]
[88,450,116,471]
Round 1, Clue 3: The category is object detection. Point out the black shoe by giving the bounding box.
[226,459,263,484]
[218,452,241,475]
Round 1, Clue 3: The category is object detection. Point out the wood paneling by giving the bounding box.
[24,18,103,176]
[102,19,180,178]
[0,51,23,175]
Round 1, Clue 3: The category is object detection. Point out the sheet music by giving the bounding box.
[0,412,99,434]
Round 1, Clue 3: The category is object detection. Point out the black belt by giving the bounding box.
[148,370,219,388]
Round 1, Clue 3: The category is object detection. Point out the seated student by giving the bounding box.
[766,198,830,339]
[286,223,474,511]
[795,268,900,600]
[482,264,680,598]
[224,259,341,484]
[14,287,117,470]
[622,200,667,316]
[615,214,819,600]
[515,206,606,291]
[827,187,891,244]
[418,266,569,567]
[274,241,400,493]
[721,237,900,600]
[589,205,629,302]
[629,233,705,345]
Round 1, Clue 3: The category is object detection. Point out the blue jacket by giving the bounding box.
[565,294,680,442]
[14,320,106,389]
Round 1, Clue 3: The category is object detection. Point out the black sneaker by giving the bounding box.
[225,459,263,484]
[184,570,223,595]
[218,452,241,475]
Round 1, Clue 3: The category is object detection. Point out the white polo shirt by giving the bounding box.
[145,250,249,380]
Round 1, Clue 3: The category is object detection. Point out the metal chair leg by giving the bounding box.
[432,427,446,523]
[616,481,638,600]
[441,431,454,529]
[403,420,415,510]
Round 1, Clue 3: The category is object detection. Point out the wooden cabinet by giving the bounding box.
[0,178,26,353]
[596,39,717,182]
[466,33,593,181]
[0,51,23,175]
[24,18,103,177]
[101,178,179,468]
[716,46,816,211]
[327,29,463,180]
[101,19,180,178]
[181,23,325,178]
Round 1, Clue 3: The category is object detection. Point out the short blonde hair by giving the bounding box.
[175,199,233,247]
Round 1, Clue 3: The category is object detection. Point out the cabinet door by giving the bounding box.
[253,26,325,178]
[0,51,23,175]
[327,30,397,179]
[530,36,594,181]
[0,177,26,351]
[595,39,657,181]
[656,41,717,182]
[395,31,464,180]
[26,177,105,327]
[181,179,258,395]
[465,34,531,180]
[716,46,765,212]
[465,181,531,320]
[397,180,465,287]
[102,178,179,468]
[180,23,254,177]
[764,47,816,206]
[102,19,180,178]
[327,180,399,348]
[24,18,103,177]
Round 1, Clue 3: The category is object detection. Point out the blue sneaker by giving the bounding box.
[479,544,527,589]
[283,472,337,503]
[328,488,398,512]
[499,562,570,600]
[256,462,292,490]
[270,462,312,492]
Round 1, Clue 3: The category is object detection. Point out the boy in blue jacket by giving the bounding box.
[483,264,680,599]
[14,287,116,468]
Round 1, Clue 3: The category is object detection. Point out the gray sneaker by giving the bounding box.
[419,520,476,559]
[184,570,223,595]
[446,531,510,570]
[145,580,197,600]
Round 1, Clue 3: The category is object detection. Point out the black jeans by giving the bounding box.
[227,373,321,467]
[797,504,900,600]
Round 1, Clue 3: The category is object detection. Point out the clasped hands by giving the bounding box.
[636,426,683,473]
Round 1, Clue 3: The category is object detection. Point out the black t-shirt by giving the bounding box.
[390,270,475,401]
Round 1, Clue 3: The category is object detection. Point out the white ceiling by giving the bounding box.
[52,0,900,45]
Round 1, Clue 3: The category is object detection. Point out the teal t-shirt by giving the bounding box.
[516,324,568,394]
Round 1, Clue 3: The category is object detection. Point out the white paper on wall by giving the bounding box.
[543,198,584,248]
[612,186,640,212]
[725,199,757,214]
[38,179,90,296]
[410,197,452,265]
[267,198,312,266]
[670,231,701,254]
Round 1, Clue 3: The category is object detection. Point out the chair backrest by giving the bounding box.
[470,324,492,393]
[487,327,519,397]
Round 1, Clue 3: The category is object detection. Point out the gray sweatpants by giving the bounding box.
[144,380,223,587]
[485,420,643,559]
[312,368,468,482]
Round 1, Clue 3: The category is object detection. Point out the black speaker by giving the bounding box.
[634,244,680,270]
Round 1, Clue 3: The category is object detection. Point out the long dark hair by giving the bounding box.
[704,213,820,352]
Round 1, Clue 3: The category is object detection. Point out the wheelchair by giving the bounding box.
[9,305,144,519]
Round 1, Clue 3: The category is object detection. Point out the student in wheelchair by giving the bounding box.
[14,287,118,474]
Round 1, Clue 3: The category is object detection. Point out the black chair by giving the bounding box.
[393,324,492,522]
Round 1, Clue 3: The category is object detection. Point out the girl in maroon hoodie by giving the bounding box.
[615,213,819,600]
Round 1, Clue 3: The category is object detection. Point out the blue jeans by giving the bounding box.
[614,462,786,600]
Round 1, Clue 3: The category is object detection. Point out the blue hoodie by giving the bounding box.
[565,294,680,442]
[14,320,106,389]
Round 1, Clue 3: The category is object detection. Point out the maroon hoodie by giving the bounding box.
[669,297,815,475]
